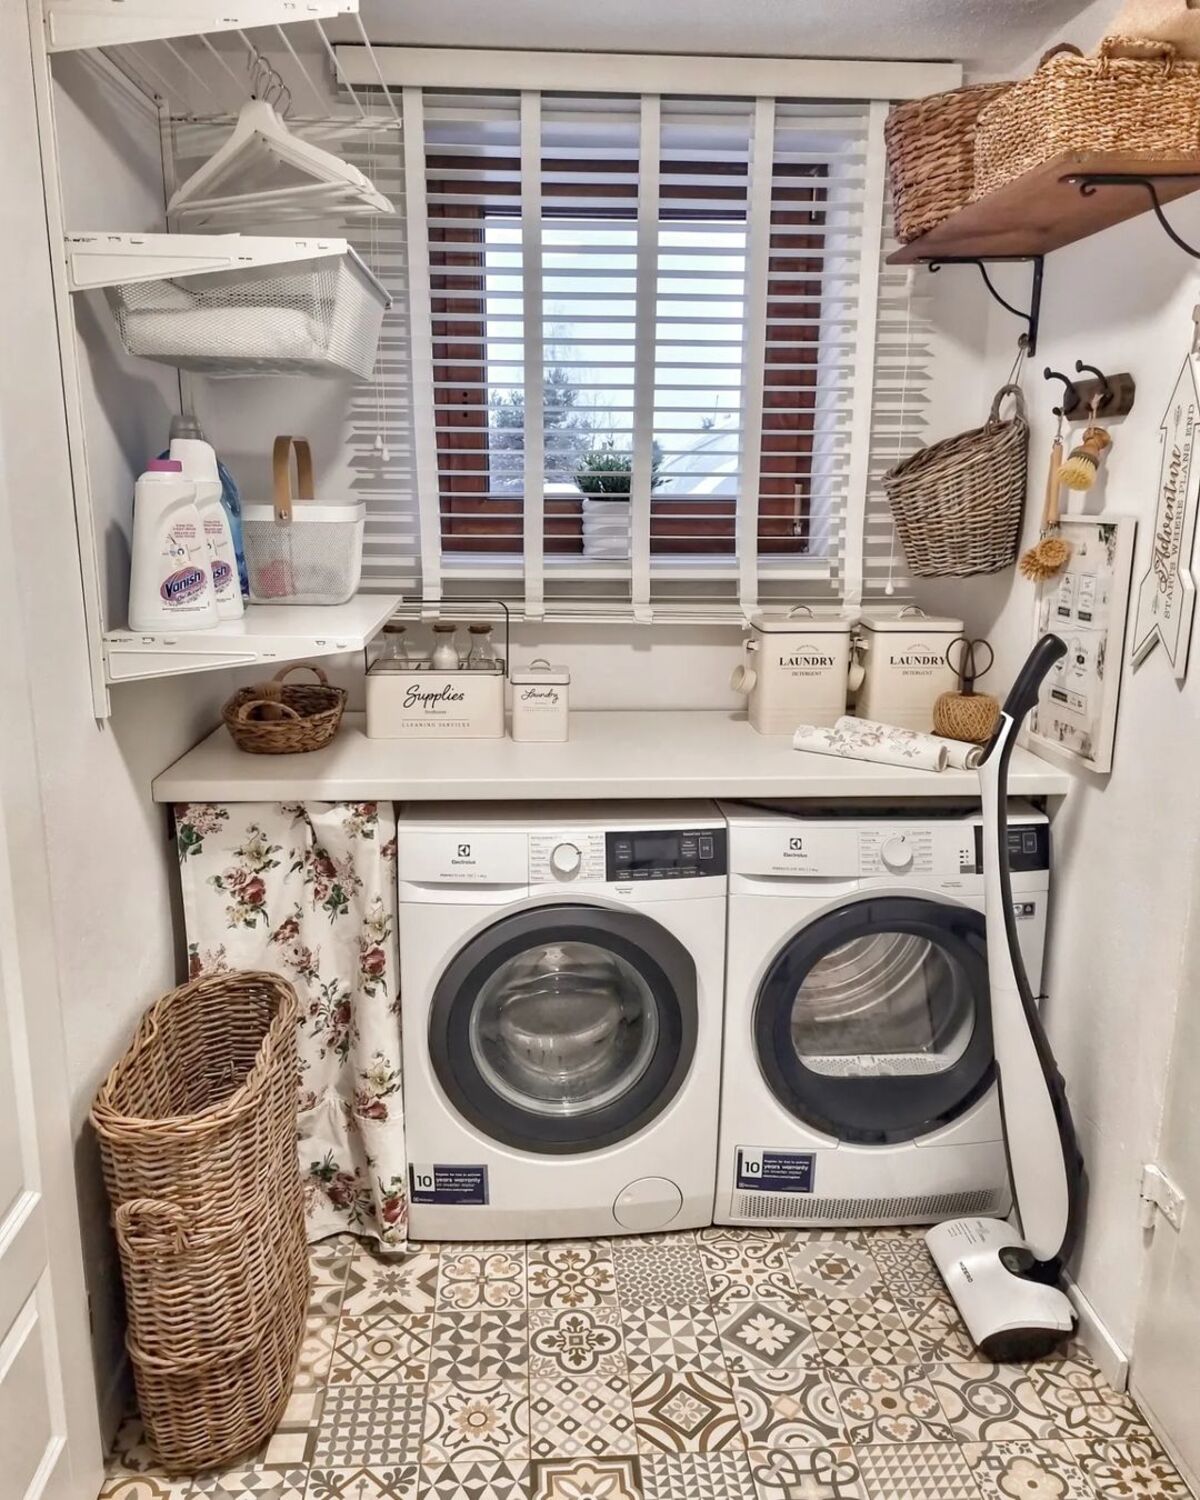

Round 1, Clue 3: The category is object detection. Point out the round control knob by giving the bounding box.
[880,835,914,873]
[550,842,582,878]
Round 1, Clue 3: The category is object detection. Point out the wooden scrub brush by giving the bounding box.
[1020,415,1072,581]
[1060,396,1112,491]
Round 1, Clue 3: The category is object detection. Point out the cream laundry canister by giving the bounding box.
[732,610,853,733]
[510,658,570,742]
[854,608,963,731]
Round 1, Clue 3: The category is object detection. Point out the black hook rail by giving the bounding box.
[1072,173,1200,259]
[927,255,1044,356]
[1043,359,1136,420]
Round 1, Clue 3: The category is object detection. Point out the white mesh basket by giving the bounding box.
[244,437,364,605]
[104,249,388,378]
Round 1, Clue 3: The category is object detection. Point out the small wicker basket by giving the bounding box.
[91,972,307,1473]
[883,385,1029,578]
[223,662,347,754]
[973,37,1200,199]
[885,82,1013,242]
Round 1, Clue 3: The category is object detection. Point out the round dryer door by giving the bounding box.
[429,904,698,1154]
[754,895,992,1144]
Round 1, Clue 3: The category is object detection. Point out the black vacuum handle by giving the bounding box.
[1002,633,1067,728]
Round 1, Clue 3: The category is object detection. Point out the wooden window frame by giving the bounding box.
[429,152,827,557]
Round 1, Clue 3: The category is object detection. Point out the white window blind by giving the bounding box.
[176,54,946,621]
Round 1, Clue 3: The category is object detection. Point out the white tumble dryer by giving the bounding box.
[396,802,727,1241]
[715,800,1049,1229]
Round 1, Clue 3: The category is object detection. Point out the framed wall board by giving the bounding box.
[1027,514,1137,774]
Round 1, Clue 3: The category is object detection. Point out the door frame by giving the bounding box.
[0,444,105,1496]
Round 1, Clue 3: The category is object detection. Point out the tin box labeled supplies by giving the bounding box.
[732,611,853,734]
[366,662,505,739]
[854,608,963,731]
[510,659,570,742]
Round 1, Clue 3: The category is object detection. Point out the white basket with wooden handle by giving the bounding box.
[242,435,365,605]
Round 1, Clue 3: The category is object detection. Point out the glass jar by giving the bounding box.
[378,621,413,669]
[466,623,497,670]
[431,622,461,670]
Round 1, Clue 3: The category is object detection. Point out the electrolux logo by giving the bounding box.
[457,844,472,858]
[789,836,804,852]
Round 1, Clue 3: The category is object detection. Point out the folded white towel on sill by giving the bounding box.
[792,715,984,773]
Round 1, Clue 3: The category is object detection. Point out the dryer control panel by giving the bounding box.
[728,808,1048,881]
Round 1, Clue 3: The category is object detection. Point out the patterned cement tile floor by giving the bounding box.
[100,1227,1192,1500]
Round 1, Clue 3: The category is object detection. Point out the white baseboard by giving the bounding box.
[1065,1272,1130,1390]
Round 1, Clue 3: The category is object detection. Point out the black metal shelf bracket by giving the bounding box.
[927,255,1045,355]
[1073,173,1200,259]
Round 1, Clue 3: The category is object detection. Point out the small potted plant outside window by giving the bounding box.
[575,440,664,558]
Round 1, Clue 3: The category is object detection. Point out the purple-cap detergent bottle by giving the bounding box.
[127,458,218,632]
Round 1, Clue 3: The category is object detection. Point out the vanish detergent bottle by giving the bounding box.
[127,458,218,632]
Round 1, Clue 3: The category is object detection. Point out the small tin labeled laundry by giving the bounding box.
[366,663,505,739]
[510,659,570,742]
[854,608,963,731]
[732,610,853,734]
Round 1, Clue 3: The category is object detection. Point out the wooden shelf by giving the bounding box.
[889,151,1200,263]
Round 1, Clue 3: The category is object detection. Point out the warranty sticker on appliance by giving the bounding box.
[736,1147,814,1193]
[409,1163,489,1205]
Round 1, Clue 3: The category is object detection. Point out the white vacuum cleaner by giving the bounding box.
[927,633,1084,1361]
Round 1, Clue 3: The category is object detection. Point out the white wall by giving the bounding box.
[946,0,1200,1357]
[8,49,257,1439]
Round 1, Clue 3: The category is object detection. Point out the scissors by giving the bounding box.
[945,635,994,695]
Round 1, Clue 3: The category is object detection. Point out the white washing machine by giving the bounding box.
[397,802,727,1240]
[716,800,1049,1229]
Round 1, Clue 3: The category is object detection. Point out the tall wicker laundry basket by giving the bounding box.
[92,971,307,1474]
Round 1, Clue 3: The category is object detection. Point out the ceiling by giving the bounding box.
[353,0,1099,74]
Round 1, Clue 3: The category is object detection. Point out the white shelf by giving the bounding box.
[44,1,356,54]
[153,708,1073,803]
[105,595,399,685]
[64,232,360,292]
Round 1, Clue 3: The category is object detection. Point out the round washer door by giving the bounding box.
[429,903,698,1155]
[754,895,992,1145]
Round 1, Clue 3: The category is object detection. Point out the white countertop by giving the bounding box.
[153,710,1071,804]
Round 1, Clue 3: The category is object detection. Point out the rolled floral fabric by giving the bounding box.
[931,735,985,770]
[175,800,408,1249]
[792,716,951,772]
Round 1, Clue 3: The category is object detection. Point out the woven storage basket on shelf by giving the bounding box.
[883,384,1029,577]
[91,972,307,1474]
[973,37,1200,199]
[885,82,1013,242]
[223,662,347,754]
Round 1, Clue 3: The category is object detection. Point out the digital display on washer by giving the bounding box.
[606,827,727,881]
[971,822,1049,872]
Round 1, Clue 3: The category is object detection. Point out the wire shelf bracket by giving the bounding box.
[64,231,362,291]
[1071,173,1200,260]
[927,255,1045,355]
[43,0,358,53]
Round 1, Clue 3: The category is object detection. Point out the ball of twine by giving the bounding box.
[934,691,1001,744]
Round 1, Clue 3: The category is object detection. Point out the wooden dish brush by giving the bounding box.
[1060,397,1112,491]
[1020,418,1072,581]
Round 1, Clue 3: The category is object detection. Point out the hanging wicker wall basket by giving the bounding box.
[883,384,1029,578]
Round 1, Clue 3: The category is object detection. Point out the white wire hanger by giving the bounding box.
[168,54,393,226]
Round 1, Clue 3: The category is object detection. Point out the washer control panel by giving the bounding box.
[605,826,728,882]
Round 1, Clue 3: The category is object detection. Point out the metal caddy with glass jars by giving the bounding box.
[366,609,508,740]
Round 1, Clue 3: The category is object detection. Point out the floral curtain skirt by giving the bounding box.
[175,801,408,1249]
